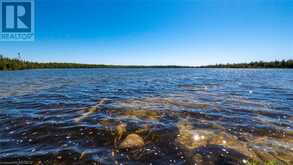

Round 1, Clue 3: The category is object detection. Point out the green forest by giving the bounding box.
[0,55,292,70]
[201,60,293,68]
[0,55,107,70]
[0,55,189,70]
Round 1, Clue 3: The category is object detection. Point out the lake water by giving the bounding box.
[0,68,292,164]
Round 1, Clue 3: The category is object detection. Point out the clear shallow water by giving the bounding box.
[0,68,292,165]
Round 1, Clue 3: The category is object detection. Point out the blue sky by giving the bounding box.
[1,0,292,66]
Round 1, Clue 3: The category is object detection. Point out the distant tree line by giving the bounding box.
[0,55,191,70]
[0,55,106,70]
[200,60,293,68]
[1,55,292,70]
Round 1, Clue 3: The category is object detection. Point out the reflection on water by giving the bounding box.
[0,69,292,164]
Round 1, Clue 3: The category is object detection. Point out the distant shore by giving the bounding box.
[199,60,293,69]
[0,55,292,70]
[0,55,195,70]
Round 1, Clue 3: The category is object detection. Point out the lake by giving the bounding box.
[0,68,292,164]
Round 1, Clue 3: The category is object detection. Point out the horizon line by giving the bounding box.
[1,54,292,67]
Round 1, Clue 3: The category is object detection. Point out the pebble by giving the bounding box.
[119,134,144,149]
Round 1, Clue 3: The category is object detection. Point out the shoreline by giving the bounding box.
[1,56,292,71]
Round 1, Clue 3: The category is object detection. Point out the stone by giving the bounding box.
[114,123,127,145]
[119,134,144,149]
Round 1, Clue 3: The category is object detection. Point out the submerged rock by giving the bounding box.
[117,97,209,111]
[175,120,259,161]
[119,134,145,149]
[114,123,127,145]
[189,144,250,165]
[144,97,209,109]
[119,109,161,121]
[248,136,293,164]
[74,98,108,122]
